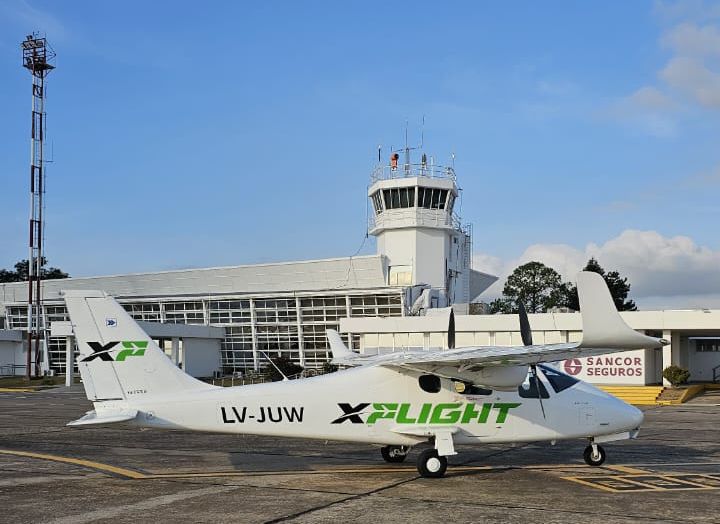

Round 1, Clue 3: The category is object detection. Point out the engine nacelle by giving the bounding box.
[437,365,528,391]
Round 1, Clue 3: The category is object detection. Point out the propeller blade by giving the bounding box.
[531,365,547,420]
[518,301,533,346]
[448,308,455,350]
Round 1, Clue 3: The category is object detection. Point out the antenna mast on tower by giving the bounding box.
[21,33,55,381]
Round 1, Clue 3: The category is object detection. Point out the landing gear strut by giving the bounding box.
[583,443,606,466]
[380,445,409,463]
[416,448,448,478]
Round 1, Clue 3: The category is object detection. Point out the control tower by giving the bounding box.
[368,146,496,314]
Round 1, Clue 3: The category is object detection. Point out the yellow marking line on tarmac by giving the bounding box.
[143,463,615,479]
[0,388,34,393]
[0,449,147,479]
[0,450,608,480]
[5,448,716,493]
[605,464,651,474]
[559,477,619,493]
[562,473,720,493]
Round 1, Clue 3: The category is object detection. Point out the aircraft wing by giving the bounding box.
[328,271,666,371]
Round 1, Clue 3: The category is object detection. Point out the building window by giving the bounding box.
[208,300,251,324]
[349,294,402,317]
[388,266,412,286]
[299,296,346,322]
[164,301,205,324]
[7,306,28,330]
[382,187,415,209]
[222,325,254,371]
[47,336,79,375]
[122,302,161,322]
[417,187,448,209]
[695,339,720,352]
[371,191,384,214]
[254,299,297,323]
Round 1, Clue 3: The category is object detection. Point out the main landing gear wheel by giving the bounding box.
[380,445,409,463]
[583,444,606,466]
[417,449,448,478]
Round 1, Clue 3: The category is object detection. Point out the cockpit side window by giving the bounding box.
[517,372,550,399]
[538,364,579,393]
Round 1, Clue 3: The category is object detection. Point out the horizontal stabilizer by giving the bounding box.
[67,408,138,426]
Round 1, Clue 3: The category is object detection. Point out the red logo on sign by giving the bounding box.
[564,359,582,376]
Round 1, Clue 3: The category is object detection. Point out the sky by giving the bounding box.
[1,1,720,309]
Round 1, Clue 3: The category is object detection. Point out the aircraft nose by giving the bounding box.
[622,402,644,430]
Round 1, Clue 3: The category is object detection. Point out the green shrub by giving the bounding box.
[663,365,690,386]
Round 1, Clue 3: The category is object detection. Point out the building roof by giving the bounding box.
[0,255,391,303]
[341,309,720,333]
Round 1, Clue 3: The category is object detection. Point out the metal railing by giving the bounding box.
[371,163,456,183]
[368,208,463,231]
[713,364,720,383]
[0,364,26,377]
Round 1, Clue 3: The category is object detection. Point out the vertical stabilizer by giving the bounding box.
[63,290,211,401]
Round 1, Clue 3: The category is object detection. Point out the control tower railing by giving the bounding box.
[371,163,456,184]
[368,208,464,232]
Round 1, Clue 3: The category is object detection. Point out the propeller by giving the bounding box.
[448,308,455,350]
[518,301,546,419]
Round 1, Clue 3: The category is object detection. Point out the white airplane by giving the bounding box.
[63,272,664,478]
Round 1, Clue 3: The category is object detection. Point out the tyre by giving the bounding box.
[416,448,447,478]
[380,445,408,463]
[583,444,606,466]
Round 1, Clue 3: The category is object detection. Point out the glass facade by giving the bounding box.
[6,291,403,374]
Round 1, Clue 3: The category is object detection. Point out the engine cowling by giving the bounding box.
[436,365,528,391]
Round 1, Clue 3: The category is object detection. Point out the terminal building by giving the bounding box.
[0,149,495,377]
[1,147,719,386]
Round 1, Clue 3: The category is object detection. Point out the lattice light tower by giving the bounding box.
[22,33,55,380]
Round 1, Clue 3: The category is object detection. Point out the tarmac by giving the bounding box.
[1,385,719,524]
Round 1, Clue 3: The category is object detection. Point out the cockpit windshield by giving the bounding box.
[538,364,579,393]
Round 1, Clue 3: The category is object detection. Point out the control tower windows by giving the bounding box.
[418,187,448,209]
[371,191,384,214]
[382,187,415,209]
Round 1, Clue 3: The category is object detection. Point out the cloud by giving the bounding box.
[663,22,720,55]
[474,229,720,309]
[661,56,720,107]
[654,0,720,24]
[609,10,720,132]
[605,86,678,136]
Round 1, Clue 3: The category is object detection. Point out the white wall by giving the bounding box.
[183,339,221,378]
[687,340,720,382]
[0,340,24,376]
[556,350,647,385]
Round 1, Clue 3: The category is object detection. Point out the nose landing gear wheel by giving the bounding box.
[583,444,606,466]
[417,449,447,478]
[380,445,409,463]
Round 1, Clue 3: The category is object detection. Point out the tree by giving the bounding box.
[499,261,566,314]
[563,258,637,311]
[0,258,69,283]
[487,297,514,314]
